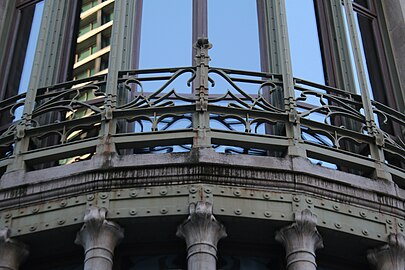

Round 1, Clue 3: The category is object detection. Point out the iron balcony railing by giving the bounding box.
[0,41,404,185]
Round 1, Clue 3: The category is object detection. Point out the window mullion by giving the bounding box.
[329,0,357,92]
[192,0,208,66]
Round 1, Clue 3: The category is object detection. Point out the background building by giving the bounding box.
[0,0,404,269]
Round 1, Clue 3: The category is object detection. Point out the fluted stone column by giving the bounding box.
[0,228,29,270]
[177,201,227,270]
[75,207,124,270]
[275,209,323,270]
[367,233,405,270]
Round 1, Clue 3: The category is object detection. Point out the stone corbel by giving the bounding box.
[0,228,29,270]
[367,233,405,270]
[275,209,324,270]
[75,207,124,270]
[177,201,227,270]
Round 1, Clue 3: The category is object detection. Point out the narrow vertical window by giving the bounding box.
[139,0,192,68]
[285,0,325,84]
[72,0,115,80]
[207,0,260,71]
[17,1,44,95]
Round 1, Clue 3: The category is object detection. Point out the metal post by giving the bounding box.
[193,38,212,148]
[274,0,306,157]
[95,0,139,157]
[342,0,390,180]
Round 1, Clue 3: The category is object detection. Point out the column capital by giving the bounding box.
[0,228,29,270]
[275,209,323,270]
[75,207,124,270]
[367,233,405,270]
[177,201,226,269]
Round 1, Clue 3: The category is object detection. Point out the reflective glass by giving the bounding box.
[285,0,325,84]
[17,1,44,94]
[139,0,192,68]
[208,0,260,71]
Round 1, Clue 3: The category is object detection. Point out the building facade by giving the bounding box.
[0,0,404,269]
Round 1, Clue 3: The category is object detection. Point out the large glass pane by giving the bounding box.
[17,1,44,94]
[139,0,192,68]
[341,6,374,98]
[285,0,325,84]
[208,0,260,71]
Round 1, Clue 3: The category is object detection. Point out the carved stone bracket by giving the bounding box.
[177,201,227,270]
[0,228,29,270]
[75,207,124,270]
[275,209,324,270]
[367,233,405,270]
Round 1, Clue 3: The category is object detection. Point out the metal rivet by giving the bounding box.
[377,234,381,238]
[293,196,300,202]
[189,187,197,194]
[74,218,78,221]
[375,216,379,220]
[399,223,404,228]
[4,213,11,219]
[333,205,340,211]
[362,230,369,236]
[264,211,272,217]
[102,200,106,204]
[263,193,270,200]
[57,219,65,225]
[234,190,241,196]
[60,200,67,207]
[251,211,255,215]
[250,193,254,197]
[221,208,225,212]
[322,221,326,224]
[32,207,39,213]
[29,226,37,232]
[116,211,120,215]
[75,200,79,203]
[321,202,325,206]
[45,224,49,227]
[176,190,181,194]
[160,208,168,214]
[87,194,95,201]
[204,188,212,194]
[159,189,167,196]
[146,210,151,214]
[146,190,152,195]
[129,210,137,216]
[280,196,284,200]
[386,219,392,225]
[234,209,242,215]
[192,195,196,199]
[281,214,285,218]
[360,211,367,218]
[350,228,354,232]
[305,198,313,204]
[335,223,342,229]
[130,190,137,197]
[117,192,121,197]
[99,193,108,199]
[47,205,52,209]
[220,190,225,193]
[177,209,181,212]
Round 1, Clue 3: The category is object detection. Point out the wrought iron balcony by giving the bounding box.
[0,40,404,185]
